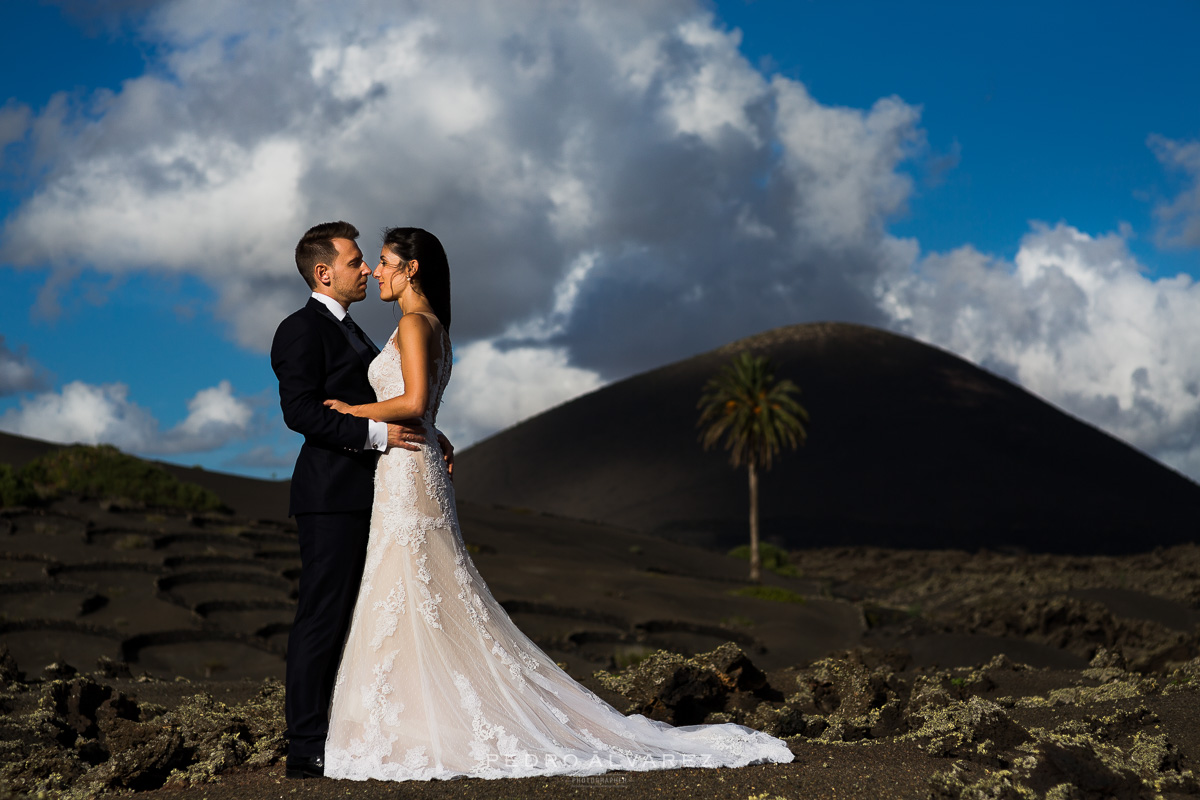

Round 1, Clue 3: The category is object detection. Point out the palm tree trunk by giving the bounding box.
[748,460,760,582]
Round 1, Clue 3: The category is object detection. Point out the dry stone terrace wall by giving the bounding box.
[0,502,299,681]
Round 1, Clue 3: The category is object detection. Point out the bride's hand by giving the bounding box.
[324,399,358,415]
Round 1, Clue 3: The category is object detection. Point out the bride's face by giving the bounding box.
[374,248,409,301]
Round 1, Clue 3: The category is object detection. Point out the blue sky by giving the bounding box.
[1,0,1198,481]
[724,1,1200,265]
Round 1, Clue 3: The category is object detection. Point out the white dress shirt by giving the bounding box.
[311,292,389,453]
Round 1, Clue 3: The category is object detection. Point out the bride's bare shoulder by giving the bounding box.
[395,313,437,354]
[398,312,436,337]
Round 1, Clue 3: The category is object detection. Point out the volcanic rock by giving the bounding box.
[0,646,21,687]
[594,643,758,725]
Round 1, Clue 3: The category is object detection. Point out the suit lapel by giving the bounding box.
[308,298,378,372]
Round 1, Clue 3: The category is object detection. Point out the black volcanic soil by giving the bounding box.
[3,496,1200,799]
[454,322,1200,553]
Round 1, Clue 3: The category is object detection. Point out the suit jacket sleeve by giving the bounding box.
[271,314,370,450]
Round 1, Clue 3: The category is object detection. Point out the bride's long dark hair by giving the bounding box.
[382,227,452,332]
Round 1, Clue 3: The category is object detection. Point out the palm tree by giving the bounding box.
[697,352,809,582]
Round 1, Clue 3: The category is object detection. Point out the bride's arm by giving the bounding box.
[325,313,432,422]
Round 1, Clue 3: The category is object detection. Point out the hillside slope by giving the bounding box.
[0,431,289,522]
[454,322,1199,552]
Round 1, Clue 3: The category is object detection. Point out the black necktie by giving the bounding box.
[342,314,379,357]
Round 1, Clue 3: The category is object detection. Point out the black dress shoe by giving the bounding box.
[285,755,325,779]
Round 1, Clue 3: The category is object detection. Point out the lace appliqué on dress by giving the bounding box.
[368,584,405,651]
[414,552,443,630]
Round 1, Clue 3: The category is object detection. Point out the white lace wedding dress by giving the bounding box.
[324,317,794,781]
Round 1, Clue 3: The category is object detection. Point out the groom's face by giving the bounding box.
[323,238,370,306]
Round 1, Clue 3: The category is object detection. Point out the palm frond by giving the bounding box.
[696,351,809,471]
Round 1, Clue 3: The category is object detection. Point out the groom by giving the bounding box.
[270,221,451,779]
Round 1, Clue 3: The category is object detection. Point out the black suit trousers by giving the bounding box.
[285,510,371,758]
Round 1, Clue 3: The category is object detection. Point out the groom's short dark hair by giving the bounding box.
[295,221,360,289]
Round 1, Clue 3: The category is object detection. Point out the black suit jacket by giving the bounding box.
[271,297,380,516]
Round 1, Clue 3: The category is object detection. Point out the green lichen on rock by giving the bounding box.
[594,642,769,725]
[742,702,808,738]
[0,646,22,687]
[786,649,914,742]
[926,700,1200,799]
[902,696,1030,764]
[0,674,122,797]
[1164,655,1200,693]
[928,762,1041,800]
[594,642,923,741]
[0,646,24,723]
[1043,675,1159,707]
[594,642,829,738]
[0,669,285,799]
[163,680,286,785]
[0,632,1193,798]
[807,651,896,718]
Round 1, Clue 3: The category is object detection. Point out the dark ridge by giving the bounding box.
[0,430,60,466]
[162,554,279,571]
[499,600,629,628]
[251,550,301,562]
[0,580,92,595]
[564,630,629,646]
[236,530,298,546]
[0,552,60,567]
[0,430,291,522]
[637,619,763,651]
[77,594,108,615]
[3,507,89,530]
[119,628,284,662]
[253,622,292,639]
[193,599,295,618]
[152,532,257,550]
[0,618,124,640]
[643,564,748,584]
[455,322,1200,554]
[154,571,294,595]
[47,561,162,578]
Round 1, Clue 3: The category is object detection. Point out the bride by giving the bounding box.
[321,227,793,781]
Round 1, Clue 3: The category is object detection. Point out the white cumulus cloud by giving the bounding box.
[1,0,921,367]
[438,339,603,447]
[879,222,1200,478]
[0,379,254,454]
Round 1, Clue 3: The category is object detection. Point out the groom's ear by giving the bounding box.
[314,262,332,286]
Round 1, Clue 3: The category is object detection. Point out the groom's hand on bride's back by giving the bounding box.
[386,422,425,452]
[380,423,453,478]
